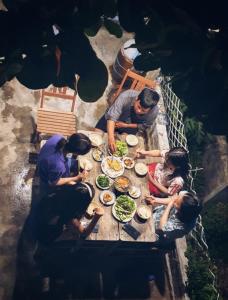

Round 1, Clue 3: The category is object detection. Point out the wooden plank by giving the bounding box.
[37,126,75,135]
[38,109,76,117]
[37,116,76,126]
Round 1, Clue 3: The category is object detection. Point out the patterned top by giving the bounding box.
[153,150,184,195]
[153,205,195,242]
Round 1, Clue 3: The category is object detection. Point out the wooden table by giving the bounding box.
[78,130,157,247]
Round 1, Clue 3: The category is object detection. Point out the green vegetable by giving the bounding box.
[97,175,109,187]
[114,141,128,157]
[115,195,136,221]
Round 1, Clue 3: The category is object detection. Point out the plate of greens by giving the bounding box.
[96,174,112,190]
[113,141,128,157]
[112,195,137,222]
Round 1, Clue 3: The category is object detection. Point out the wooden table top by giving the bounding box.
[78,130,156,244]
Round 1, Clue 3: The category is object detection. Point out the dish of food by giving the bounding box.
[137,205,152,220]
[114,176,131,193]
[128,186,141,198]
[135,162,148,176]
[78,157,93,171]
[92,148,104,162]
[86,202,99,217]
[89,133,103,147]
[126,134,139,146]
[123,157,135,169]
[96,174,111,189]
[112,195,137,222]
[113,140,128,157]
[101,156,124,178]
[100,190,116,205]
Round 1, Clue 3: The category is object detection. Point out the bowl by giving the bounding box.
[128,186,141,198]
[123,157,135,169]
[96,174,111,190]
[126,134,138,146]
[114,176,131,193]
[92,148,104,162]
[100,190,116,205]
[134,162,148,176]
[137,205,152,220]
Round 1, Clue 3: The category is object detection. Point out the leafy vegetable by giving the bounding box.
[114,195,136,221]
[114,141,128,157]
[97,175,109,188]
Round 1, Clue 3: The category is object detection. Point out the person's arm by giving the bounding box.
[51,171,88,186]
[107,120,116,153]
[159,199,175,230]
[147,172,170,195]
[115,122,138,129]
[136,148,161,158]
[71,207,104,237]
[145,195,173,206]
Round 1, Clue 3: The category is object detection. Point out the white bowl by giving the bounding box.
[137,205,152,220]
[134,162,148,176]
[126,134,138,146]
[96,174,112,190]
[100,190,116,205]
[123,157,135,169]
[129,186,141,198]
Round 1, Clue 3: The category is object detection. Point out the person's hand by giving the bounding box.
[136,148,146,159]
[115,121,127,129]
[145,195,157,205]
[93,207,104,218]
[78,170,89,181]
[108,136,116,153]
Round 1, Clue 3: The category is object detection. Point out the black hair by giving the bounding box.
[138,88,160,109]
[55,182,95,221]
[177,192,202,223]
[165,147,190,179]
[57,133,92,155]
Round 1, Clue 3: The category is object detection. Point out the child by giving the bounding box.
[136,147,190,197]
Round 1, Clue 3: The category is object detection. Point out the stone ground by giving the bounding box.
[0,19,175,300]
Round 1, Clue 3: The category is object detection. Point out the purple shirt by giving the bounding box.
[38,134,70,184]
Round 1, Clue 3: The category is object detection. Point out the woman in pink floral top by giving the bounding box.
[136,147,190,197]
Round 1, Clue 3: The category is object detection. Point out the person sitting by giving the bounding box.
[37,133,92,194]
[35,182,104,245]
[146,191,202,245]
[95,88,160,153]
[136,147,190,197]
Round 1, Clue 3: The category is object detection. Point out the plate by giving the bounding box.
[92,148,104,162]
[112,195,137,223]
[114,176,131,193]
[89,133,103,147]
[123,157,135,169]
[101,156,124,178]
[126,134,138,146]
[128,186,141,198]
[137,205,152,220]
[96,174,112,190]
[100,190,116,205]
[135,162,148,176]
[78,157,93,171]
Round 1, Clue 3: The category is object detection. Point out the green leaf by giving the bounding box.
[103,18,123,38]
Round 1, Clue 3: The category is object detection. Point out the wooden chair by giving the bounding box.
[36,86,77,142]
[111,69,157,104]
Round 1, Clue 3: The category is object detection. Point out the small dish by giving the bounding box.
[137,205,152,220]
[126,134,138,147]
[114,176,131,193]
[96,174,112,190]
[128,186,141,198]
[135,162,148,176]
[100,190,116,205]
[92,148,104,162]
[123,157,135,169]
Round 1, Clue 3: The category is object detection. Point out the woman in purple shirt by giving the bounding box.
[38,133,91,187]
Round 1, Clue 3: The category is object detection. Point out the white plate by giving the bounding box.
[96,174,112,190]
[92,148,104,162]
[137,205,152,220]
[100,190,116,206]
[112,196,137,223]
[135,162,148,176]
[89,133,103,147]
[123,157,135,169]
[128,186,141,198]
[101,156,124,178]
[126,134,138,146]
[78,157,93,171]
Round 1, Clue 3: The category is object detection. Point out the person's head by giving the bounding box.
[56,182,95,220]
[134,88,160,115]
[174,191,202,223]
[56,133,92,155]
[165,147,190,178]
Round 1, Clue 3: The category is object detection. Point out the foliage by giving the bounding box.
[186,239,221,300]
